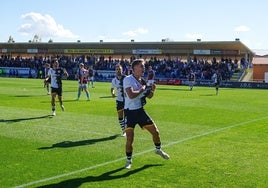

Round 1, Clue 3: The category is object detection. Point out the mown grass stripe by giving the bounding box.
[14,115,267,188]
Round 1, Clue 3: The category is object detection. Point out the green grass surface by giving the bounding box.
[0,77,267,188]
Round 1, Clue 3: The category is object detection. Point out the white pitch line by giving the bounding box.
[14,115,268,188]
[14,157,126,188]
[164,115,268,147]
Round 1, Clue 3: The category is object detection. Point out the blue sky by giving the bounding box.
[1,0,268,55]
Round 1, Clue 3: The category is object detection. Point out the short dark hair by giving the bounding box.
[52,58,58,63]
[131,59,144,69]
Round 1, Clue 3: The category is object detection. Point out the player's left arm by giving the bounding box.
[63,68,69,77]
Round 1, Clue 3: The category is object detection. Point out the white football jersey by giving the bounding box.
[47,68,64,88]
[123,75,145,110]
[111,75,125,102]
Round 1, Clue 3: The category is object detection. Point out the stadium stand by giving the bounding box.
[0,40,260,83]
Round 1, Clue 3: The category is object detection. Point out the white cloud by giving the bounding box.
[19,12,79,40]
[185,33,203,40]
[97,28,149,42]
[122,28,148,37]
[234,25,250,32]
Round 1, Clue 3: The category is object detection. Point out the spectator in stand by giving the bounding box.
[0,55,242,82]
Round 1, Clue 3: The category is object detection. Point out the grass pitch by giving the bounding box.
[0,77,267,188]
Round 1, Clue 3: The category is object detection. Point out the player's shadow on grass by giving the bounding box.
[0,115,50,123]
[40,99,78,104]
[37,164,162,188]
[99,96,114,98]
[38,134,120,150]
[12,95,34,97]
[199,94,216,96]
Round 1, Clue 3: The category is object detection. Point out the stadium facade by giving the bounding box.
[3,39,268,89]
[0,39,254,61]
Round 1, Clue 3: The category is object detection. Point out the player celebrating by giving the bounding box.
[123,59,169,169]
[111,64,126,136]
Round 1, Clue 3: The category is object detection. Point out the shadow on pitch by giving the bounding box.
[12,95,34,97]
[37,164,162,188]
[99,96,114,99]
[0,115,51,123]
[38,134,120,150]
[40,99,78,104]
[199,94,216,96]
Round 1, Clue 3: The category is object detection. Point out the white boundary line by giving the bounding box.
[14,116,268,188]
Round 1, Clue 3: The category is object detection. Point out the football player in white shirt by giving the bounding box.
[111,64,126,136]
[123,59,169,169]
[212,70,222,95]
[43,63,51,95]
[46,58,69,116]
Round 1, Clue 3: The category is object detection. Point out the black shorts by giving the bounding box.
[51,87,62,96]
[116,100,124,111]
[124,108,153,129]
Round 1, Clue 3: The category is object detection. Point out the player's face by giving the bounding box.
[115,66,122,76]
[133,62,145,76]
[53,61,59,69]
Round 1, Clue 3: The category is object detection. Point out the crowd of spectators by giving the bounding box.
[0,54,248,81]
